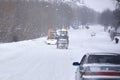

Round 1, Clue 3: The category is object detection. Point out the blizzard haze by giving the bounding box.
[0,25,120,80]
[84,0,115,12]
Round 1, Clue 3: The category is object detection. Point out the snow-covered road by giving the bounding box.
[0,25,120,80]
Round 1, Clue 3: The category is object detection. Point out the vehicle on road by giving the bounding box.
[56,37,68,49]
[72,26,79,29]
[73,52,120,80]
[56,28,69,49]
[46,31,58,45]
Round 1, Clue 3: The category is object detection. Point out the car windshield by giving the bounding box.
[87,55,120,64]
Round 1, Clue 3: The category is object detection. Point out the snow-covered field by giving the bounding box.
[0,25,120,80]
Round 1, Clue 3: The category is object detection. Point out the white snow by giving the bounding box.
[0,25,120,80]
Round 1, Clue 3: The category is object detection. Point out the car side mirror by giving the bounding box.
[72,62,80,66]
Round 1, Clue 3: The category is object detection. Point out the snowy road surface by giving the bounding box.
[0,25,120,80]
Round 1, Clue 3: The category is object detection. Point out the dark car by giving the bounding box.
[56,38,68,49]
[56,34,69,49]
[73,52,120,80]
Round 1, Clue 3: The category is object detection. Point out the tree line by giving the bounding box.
[0,0,117,43]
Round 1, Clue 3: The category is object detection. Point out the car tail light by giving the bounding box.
[83,72,120,76]
[97,72,120,76]
[83,66,120,76]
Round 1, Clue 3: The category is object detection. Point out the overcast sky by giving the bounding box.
[84,0,116,12]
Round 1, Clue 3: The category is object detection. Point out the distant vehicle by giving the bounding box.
[85,25,89,29]
[56,38,68,49]
[56,27,69,49]
[72,26,79,29]
[73,52,120,80]
[46,31,58,45]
